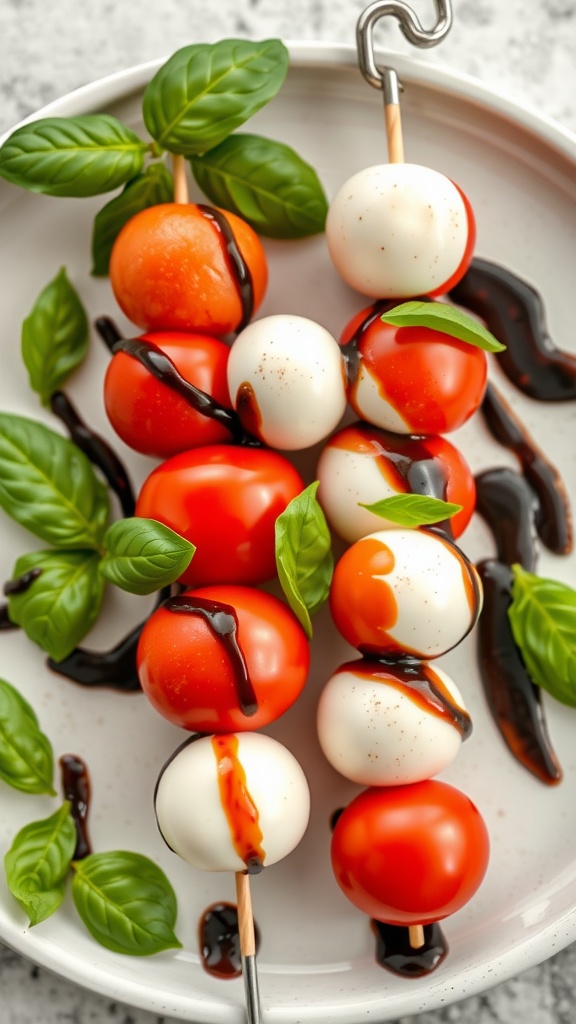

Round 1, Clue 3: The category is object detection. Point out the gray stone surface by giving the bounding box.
[1,1,576,1022]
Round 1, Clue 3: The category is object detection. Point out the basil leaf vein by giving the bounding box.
[100,518,195,595]
[381,300,506,353]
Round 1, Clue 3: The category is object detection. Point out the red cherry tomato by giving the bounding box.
[109,203,268,335]
[135,444,305,586]
[342,309,487,435]
[331,782,489,926]
[104,331,233,458]
[137,584,310,732]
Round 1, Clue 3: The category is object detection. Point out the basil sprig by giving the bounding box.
[190,133,328,238]
[359,494,463,527]
[0,115,148,197]
[143,39,289,155]
[0,678,55,795]
[381,300,506,352]
[275,482,333,638]
[4,803,77,925]
[508,564,576,707]
[91,163,174,276]
[72,851,181,956]
[21,268,89,405]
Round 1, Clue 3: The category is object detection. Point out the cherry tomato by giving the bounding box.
[331,781,490,926]
[109,202,268,335]
[137,585,310,732]
[104,330,233,457]
[135,444,305,586]
[342,308,487,435]
[316,422,476,542]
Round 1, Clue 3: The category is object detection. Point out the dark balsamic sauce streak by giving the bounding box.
[60,754,92,859]
[476,559,562,785]
[46,586,172,691]
[340,300,399,385]
[371,920,448,977]
[199,901,261,979]
[166,595,258,716]
[3,568,43,595]
[451,258,576,401]
[94,316,123,354]
[198,204,254,332]
[475,468,539,572]
[481,382,572,555]
[0,605,18,630]
[50,390,136,518]
[113,336,248,444]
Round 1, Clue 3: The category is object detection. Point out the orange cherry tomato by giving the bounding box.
[136,585,310,732]
[135,444,304,587]
[331,782,490,926]
[109,202,268,335]
[103,330,233,457]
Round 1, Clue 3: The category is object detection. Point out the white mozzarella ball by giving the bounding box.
[326,163,472,298]
[330,528,482,659]
[317,660,470,786]
[227,314,347,450]
[155,732,310,872]
[349,360,411,433]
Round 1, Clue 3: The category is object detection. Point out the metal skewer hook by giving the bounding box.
[356,0,453,162]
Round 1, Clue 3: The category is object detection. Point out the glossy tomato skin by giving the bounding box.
[135,444,305,586]
[104,331,233,457]
[109,203,268,335]
[342,310,487,435]
[331,782,490,926]
[137,585,310,732]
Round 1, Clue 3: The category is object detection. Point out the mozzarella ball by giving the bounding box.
[326,163,475,298]
[316,422,476,543]
[330,528,482,659]
[155,732,310,873]
[227,314,347,450]
[317,658,471,786]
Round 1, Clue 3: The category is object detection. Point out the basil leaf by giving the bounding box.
[190,133,328,238]
[0,678,55,795]
[359,494,463,527]
[381,301,506,353]
[21,267,89,405]
[99,518,195,595]
[7,549,105,662]
[91,163,174,276]
[72,851,181,956]
[4,803,76,925]
[0,116,148,197]
[0,413,110,549]
[142,39,289,155]
[275,481,333,639]
[508,564,576,707]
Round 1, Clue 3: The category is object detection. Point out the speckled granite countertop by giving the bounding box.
[1,1,576,1022]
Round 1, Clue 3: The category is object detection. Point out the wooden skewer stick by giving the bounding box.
[408,923,425,949]
[235,870,262,1024]
[172,153,189,204]
[382,67,404,164]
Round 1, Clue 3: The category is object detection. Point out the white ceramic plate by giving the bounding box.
[1,42,576,1024]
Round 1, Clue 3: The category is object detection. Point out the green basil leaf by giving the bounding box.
[72,851,181,956]
[4,803,76,925]
[380,301,506,353]
[0,116,148,197]
[99,518,195,595]
[359,494,463,527]
[142,39,289,155]
[190,133,328,238]
[275,481,333,639]
[21,267,89,405]
[91,163,174,276]
[0,413,110,549]
[7,550,105,662]
[508,564,576,707]
[0,678,55,795]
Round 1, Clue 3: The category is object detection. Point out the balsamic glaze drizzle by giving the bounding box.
[198,204,255,332]
[3,568,42,596]
[475,468,539,572]
[50,390,136,518]
[60,754,92,859]
[166,595,258,716]
[371,920,448,978]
